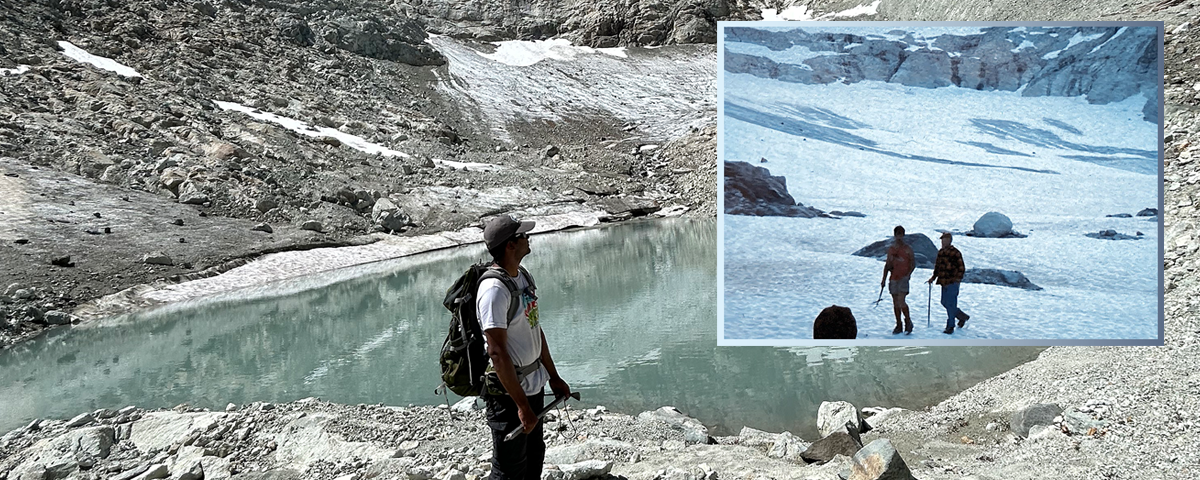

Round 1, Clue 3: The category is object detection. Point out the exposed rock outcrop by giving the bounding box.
[724,161,828,218]
[851,234,938,269]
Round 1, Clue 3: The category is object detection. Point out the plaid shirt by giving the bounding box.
[933,245,965,285]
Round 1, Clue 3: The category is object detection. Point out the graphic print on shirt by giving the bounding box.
[523,289,539,328]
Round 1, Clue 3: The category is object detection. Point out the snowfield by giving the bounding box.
[720,72,1159,342]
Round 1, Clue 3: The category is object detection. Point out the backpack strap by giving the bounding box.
[479,266,524,326]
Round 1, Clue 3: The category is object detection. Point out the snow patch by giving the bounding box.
[831,0,882,18]
[214,100,410,158]
[1088,27,1127,54]
[57,41,142,77]
[0,65,30,76]
[761,0,881,21]
[1012,40,1036,52]
[480,38,626,66]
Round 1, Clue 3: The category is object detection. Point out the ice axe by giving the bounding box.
[503,392,581,441]
[871,284,885,307]
[927,281,932,328]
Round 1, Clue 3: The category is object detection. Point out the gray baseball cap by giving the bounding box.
[483,214,535,251]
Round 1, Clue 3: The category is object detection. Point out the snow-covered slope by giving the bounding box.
[721,72,1159,341]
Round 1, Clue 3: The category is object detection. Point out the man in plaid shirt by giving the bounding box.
[927,232,970,334]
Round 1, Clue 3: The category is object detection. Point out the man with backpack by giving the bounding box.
[927,231,970,334]
[477,214,571,480]
[881,225,915,334]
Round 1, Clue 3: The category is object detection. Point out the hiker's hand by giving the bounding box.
[550,377,571,400]
[518,404,538,434]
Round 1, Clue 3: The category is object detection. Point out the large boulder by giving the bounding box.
[724,161,827,218]
[371,198,411,233]
[846,439,916,480]
[968,212,1023,238]
[1010,403,1062,437]
[961,268,1042,290]
[817,401,867,439]
[813,305,857,339]
[800,431,862,464]
[637,407,711,444]
[851,234,938,269]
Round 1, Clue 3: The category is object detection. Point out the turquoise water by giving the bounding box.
[0,219,1041,438]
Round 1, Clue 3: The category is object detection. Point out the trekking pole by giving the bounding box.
[927,282,932,328]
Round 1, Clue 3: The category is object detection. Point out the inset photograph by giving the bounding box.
[718,22,1163,344]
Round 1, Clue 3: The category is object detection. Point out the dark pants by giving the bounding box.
[485,390,545,480]
[941,282,960,330]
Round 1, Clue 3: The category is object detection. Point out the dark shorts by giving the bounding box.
[888,276,910,295]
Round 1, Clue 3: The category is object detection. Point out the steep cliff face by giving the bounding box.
[724,26,1160,121]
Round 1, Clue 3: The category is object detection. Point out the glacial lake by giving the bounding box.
[0,219,1042,438]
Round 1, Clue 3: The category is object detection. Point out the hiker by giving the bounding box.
[927,232,970,334]
[477,214,571,480]
[881,225,915,334]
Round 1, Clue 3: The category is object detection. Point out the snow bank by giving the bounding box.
[58,41,142,77]
[1,65,30,76]
[761,0,881,21]
[480,38,626,67]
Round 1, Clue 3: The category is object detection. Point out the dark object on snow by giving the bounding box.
[813,305,857,339]
[852,234,937,269]
[1085,229,1141,241]
[829,211,866,217]
[50,255,74,268]
[1011,403,1063,437]
[724,161,828,218]
[1136,208,1158,217]
[1105,213,1132,218]
[962,268,1042,290]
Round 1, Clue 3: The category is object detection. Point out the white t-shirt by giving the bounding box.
[477,270,548,395]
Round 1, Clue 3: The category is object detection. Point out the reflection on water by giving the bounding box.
[0,219,1041,438]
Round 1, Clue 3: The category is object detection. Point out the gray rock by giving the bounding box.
[143,252,174,266]
[767,431,808,462]
[1061,409,1105,435]
[850,234,938,269]
[737,426,779,447]
[801,431,862,464]
[542,145,560,158]
[1085,230,1141,240]
[1105,213,1132,218]
[66,412,95,428]
[76,425,115,458]
[847,439,915,480]
[542,460,613,480]
[252,223,274,233]
[301,220,324,233]
[961,268,1042,291]
[178,182,209,205]
[969,212,1017,238]
[255,198,278,213]
[44,310,74,325]
[725,161,826,218]
[1136,208,1158,216]
[545,439,635,464]
[372,197,410,232]
[24,305,44,322]
[451,396,482,413]
[1010,403,1063,437]
[135,464,169,480]
[13,288,33,300]
[275,17,315,47]
[171,460,204,480]
[50,255,74,267]
[637,407,711,444]
[818,401,867,438]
